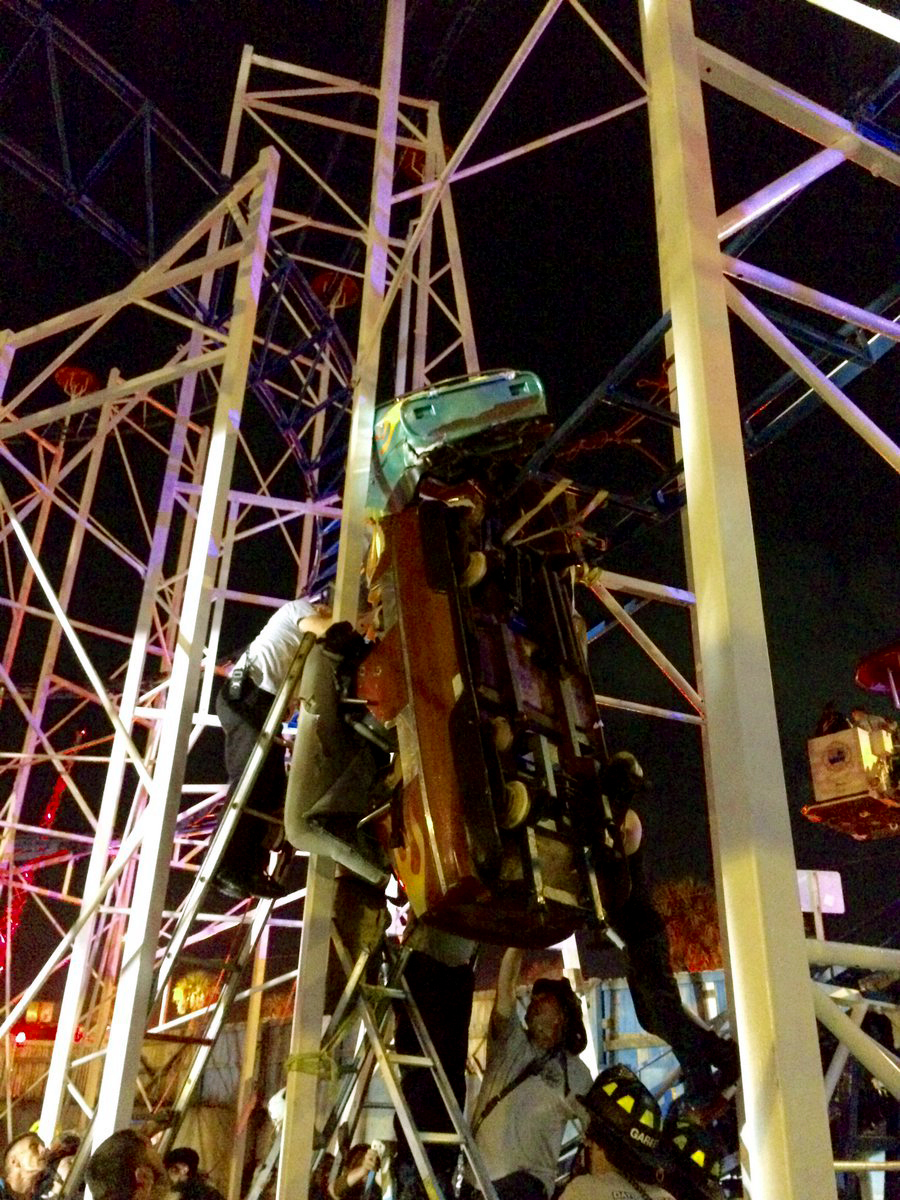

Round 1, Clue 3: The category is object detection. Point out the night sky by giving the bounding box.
[1,0,898,978]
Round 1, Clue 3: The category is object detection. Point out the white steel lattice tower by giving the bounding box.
[1,4,898,1200]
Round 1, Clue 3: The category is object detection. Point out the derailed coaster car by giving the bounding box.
[370,369,549,513]
[285,369,630,946]
[363,370,629,947]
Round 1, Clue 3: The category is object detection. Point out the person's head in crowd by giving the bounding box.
[603,751,647,814]
[308,1152,335,1200]
[343,1145,377,1174]
[579,1065,664,1186]
[525,977,588,1055]
[45,1133,80,1168]
[86,1131,168,1200]
[4,1133,46,1198]
[332,1144,382,1200]
[662,1110,726,1200]
[162,1149,200,1189]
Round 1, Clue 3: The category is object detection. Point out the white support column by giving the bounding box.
[0,443,68,854]
[39,402,125,1141]
[278,9,406,1199]
[275,856,336,1200]
[227,925,270,1200]
[41,346,207,1136]
[411,137,435,391]
[638,1,836,1197]
[91,147,279,1141]
[431,106,480,376]
[333,0,405,626]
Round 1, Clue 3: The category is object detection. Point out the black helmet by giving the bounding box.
[579,1065,662,1165]
[603,751,647,800]
[528,977,588,1055]
[662,1111,726,1200]
[163,1148,199,1174]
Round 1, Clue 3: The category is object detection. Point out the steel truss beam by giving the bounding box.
[0,0,226,266]
[0,0,364,599]
[0,150,333,1151]
[520,40,899,540]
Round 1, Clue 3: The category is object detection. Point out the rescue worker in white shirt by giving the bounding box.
[215,597,331,899]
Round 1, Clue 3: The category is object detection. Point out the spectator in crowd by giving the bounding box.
[163,1149,224,1200]
[309,1153,336,1200]
[33,1132,82,1200]
[2,1134,46,1200]
[86,1130,169,1200]
[601,753,739,1110]
[470,948,591,1200]
[559,1064,674,1200]
[330,1145,382,1200]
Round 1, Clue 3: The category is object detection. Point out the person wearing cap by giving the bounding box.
[162,1149,224,1200]
[560,1065,674,1200]
[469,948,592,1200]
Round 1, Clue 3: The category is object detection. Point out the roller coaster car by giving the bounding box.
[352,371,629,947]
[371,369,548,512]
[804,725,900,841]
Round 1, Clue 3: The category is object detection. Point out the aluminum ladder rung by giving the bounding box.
[387,1051,436,1068]
[328,930,500,1200]
[365,984,407,1000]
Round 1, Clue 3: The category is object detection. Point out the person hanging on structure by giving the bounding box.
[215,596,332,899]
[600,753,739,1113]
[469,948,591,1200]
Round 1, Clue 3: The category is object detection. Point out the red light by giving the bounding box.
[14,1031,26,1045]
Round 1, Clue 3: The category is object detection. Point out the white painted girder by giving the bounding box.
[639,1,838,1195]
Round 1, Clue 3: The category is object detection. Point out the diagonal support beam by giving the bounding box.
[640,2,838,1195]
[812,982,900,1099]
[696,39,900,186]
[725,279,900,472]
[806,0,900,42]
[722,255,900,342]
